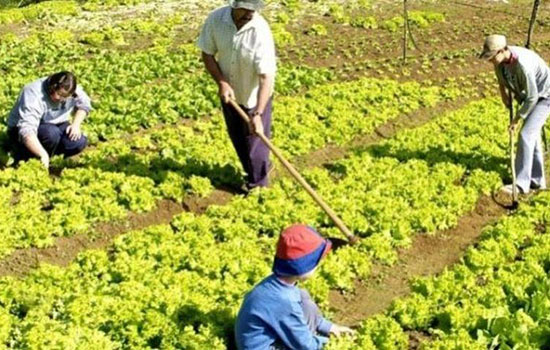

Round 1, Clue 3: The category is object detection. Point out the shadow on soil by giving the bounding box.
[62,151,245,190]
[367,143,509,178]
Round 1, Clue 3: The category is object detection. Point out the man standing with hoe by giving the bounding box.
[198,0,358,243]
[480,34,550,194]
[198,0,276,192]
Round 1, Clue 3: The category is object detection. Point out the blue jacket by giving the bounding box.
[235,274,331,350]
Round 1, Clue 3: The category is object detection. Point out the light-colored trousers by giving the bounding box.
[516,98,550,193]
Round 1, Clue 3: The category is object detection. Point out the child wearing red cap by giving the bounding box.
[235,224,353,350]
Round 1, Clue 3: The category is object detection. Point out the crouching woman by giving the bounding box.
[7,71,92,168]
[235,224,353,350]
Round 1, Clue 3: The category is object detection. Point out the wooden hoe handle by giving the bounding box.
[228,100,359,244]
[508,92,519,204]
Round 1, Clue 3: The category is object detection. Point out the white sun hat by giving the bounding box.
[229,0,265,11]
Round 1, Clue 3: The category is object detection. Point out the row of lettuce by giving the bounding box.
[0,97,511,348]
[1,21,490,150]
[0,0,367,51]
[327,186,550,350]
[0,76,465,258]
[0,32,333,148]
[0,0,364,23]
[0,0,436,36]
[0,0,489,151]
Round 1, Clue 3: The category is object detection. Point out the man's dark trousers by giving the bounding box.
[221,98,272,189]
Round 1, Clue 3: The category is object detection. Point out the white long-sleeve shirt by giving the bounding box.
[496,46,550,119]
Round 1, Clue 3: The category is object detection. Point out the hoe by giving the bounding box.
[228,99,359,245]
[508,92,519,210]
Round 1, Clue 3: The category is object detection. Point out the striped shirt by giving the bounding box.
[496,46,550,119]
[7,77,92,139]
[197,6,277,108]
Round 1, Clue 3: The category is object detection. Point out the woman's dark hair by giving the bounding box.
[46,71,77,97]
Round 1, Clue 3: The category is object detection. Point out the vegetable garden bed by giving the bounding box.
[0,0,548,349]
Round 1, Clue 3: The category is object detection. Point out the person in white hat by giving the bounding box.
[197,0,276,192]
[480,34,550,194]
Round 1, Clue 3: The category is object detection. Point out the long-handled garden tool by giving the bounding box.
[508,92,519,210]
[228,99,359,244]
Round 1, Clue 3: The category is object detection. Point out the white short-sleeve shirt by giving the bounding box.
[197,6,277,108]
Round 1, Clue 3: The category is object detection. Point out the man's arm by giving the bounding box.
[517,65,539,119]
[201,51,225,85]
[277,303,328,350]
[250,73,274,135]
[255,73,274,115]
[74,85,92,113]
[67,85,92,141]
[300,289,354,338]
[197,14,235,104]
[201,52,235,103]
[250,22,277,135]
[499,82,511,108]
[495,67,511,108]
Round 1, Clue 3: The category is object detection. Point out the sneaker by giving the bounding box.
[501,184,525,195]
[530,182,547,191]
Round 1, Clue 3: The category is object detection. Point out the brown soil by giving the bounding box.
[0,191,233,278]
[282,1,528,65]
[279,0,550,86]
[408,330,432,350]
[182,188,234,214]
[329,195,506,325]
[0,22,25,37]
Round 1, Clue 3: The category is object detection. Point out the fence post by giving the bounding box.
[526,0,540,49]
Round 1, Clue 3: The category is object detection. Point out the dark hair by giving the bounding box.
[46,71,77,97]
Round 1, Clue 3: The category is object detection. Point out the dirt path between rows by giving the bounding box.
[292,96,481,171]
[329,160,550,327]
[0,190,234,277]
[0,94,482,278]
[329,195,506,325]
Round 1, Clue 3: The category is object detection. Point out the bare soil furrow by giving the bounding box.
[0,95,481,278]
[329,195,506,325]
